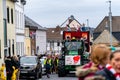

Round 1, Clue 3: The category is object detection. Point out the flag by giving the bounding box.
[66,24,71,31]
[30,31,36,39]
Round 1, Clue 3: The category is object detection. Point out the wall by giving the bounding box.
[36,30,46,54]
[25,27,31,56]
[6,0,16,57]
[0,0,4,66]
[15,0,25,56]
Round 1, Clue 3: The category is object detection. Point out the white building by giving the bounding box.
[36,27,47,55]
[25,16,47,55]
[15,0,26,56]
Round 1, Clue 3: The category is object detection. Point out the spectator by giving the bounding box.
[0,63,6,80]
[5,56,13,80]
[76,44,110,80]
[96,50,120,80]
[11,56,20,80]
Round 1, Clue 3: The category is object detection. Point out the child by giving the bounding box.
[0,63,6,80]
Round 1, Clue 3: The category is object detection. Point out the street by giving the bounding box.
[42,73,77,80]
[20,73,78,80]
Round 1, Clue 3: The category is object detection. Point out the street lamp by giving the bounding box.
[107,0,112,47]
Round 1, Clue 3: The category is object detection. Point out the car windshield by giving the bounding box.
[65,42,82,50]
[20,57,37,64]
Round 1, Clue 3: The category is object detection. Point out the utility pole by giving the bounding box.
[87,19,89,27]
[108,0,112,47]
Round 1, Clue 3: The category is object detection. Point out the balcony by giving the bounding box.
[21,0,26,5]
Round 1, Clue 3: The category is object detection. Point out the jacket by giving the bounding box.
[5,58,13,74]
[76,62,104,80]
[44,58,52,66]
[95,68,116,80]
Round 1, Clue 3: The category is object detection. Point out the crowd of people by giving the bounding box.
[0,53,59,80]
[0,55,20,80]
[0,43,120,80]
[43,54,59,78]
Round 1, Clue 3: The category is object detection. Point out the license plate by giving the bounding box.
[21,71,27,73]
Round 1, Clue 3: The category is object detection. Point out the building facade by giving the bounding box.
[6,0,17,57]
[0,0,4,65]
[25,16,46,55]
[36,28,46,55]
[15,0,26,56]
[25,27,31,56]
[46,26,63,54]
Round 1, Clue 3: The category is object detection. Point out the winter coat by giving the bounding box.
[95,68,116,80]
[76,62,105,80]
[5,58,13,74]
[11,58,20,69]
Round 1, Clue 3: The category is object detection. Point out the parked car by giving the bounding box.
[40,56,46,75]
[20,56,42,79]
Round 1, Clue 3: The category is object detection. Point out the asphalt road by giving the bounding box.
[20,73,78,80]
[42,73,78,80]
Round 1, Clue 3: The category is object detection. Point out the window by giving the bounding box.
[11,9,13,24]
[20,42,23,55]
[7,7,10,23]
[12,39,14,55]
[15,10,17,26]
[8,39,11,57]
[3,19,7,46]
[16,10,19,28]
[17,42,20,55]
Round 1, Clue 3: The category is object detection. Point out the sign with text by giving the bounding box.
[65,55,81,65]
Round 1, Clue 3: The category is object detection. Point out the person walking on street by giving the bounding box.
[44,58,51,78]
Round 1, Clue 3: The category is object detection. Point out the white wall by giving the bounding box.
[47,42,61,53]
[36,30,46,54]
[0,0,4,66]
[15,2,24,34]
[16,36,24,56]
[15,1,25,56]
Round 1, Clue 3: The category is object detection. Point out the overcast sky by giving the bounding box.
[24,0,120,28]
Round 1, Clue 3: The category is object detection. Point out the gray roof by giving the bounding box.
[93,30,119,45]
[94,16,120,32]
[25,15,46,30]
[93,16,120,41]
